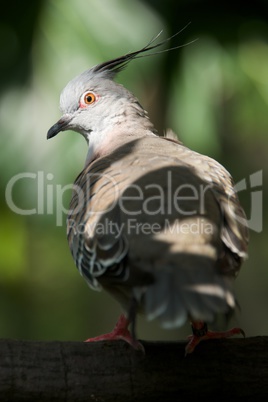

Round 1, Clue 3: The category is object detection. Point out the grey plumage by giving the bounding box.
[48,34,248,337]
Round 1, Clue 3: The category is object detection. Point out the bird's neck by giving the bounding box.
[85,102,157,165]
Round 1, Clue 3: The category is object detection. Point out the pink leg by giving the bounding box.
[85,314,144,352]
[185,321,245,355]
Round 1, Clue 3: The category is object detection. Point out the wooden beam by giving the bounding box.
[0,337,267,401]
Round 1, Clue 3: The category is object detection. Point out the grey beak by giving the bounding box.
[47,114,73,139]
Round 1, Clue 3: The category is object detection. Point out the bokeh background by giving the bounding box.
[0,0,267,342]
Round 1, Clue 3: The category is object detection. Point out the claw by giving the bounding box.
[84,314,145,353]
[185,321,245,355]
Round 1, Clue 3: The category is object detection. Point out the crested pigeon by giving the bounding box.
[47,34,249,354]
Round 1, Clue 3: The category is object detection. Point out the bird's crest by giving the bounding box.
[92,23,196,78]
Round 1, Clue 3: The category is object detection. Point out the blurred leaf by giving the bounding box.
[0,210,27,280]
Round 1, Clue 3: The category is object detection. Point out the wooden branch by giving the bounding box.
[0,337,267,401]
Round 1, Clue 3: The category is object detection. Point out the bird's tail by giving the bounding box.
[141,254,236,329]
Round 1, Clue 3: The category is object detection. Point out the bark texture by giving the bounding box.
[0,337,267,401]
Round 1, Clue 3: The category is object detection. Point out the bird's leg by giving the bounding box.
[185,320,245,355]
[84,313,144,352]
[128,295,138,341]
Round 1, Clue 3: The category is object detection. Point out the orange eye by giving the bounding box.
[83,92,96,104]
[79,91,99,109]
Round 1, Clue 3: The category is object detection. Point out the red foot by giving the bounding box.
[185,321,245,355]
[84,314,144,352]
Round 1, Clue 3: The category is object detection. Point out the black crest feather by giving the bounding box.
[93,23,195,77]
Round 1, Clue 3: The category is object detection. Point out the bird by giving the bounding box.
[47,32,249,354]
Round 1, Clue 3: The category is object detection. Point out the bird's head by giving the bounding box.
[47,36,162,144]
[47,28,192,145]
[47,67,135,143]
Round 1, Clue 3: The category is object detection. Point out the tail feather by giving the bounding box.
[144,254,235,329]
